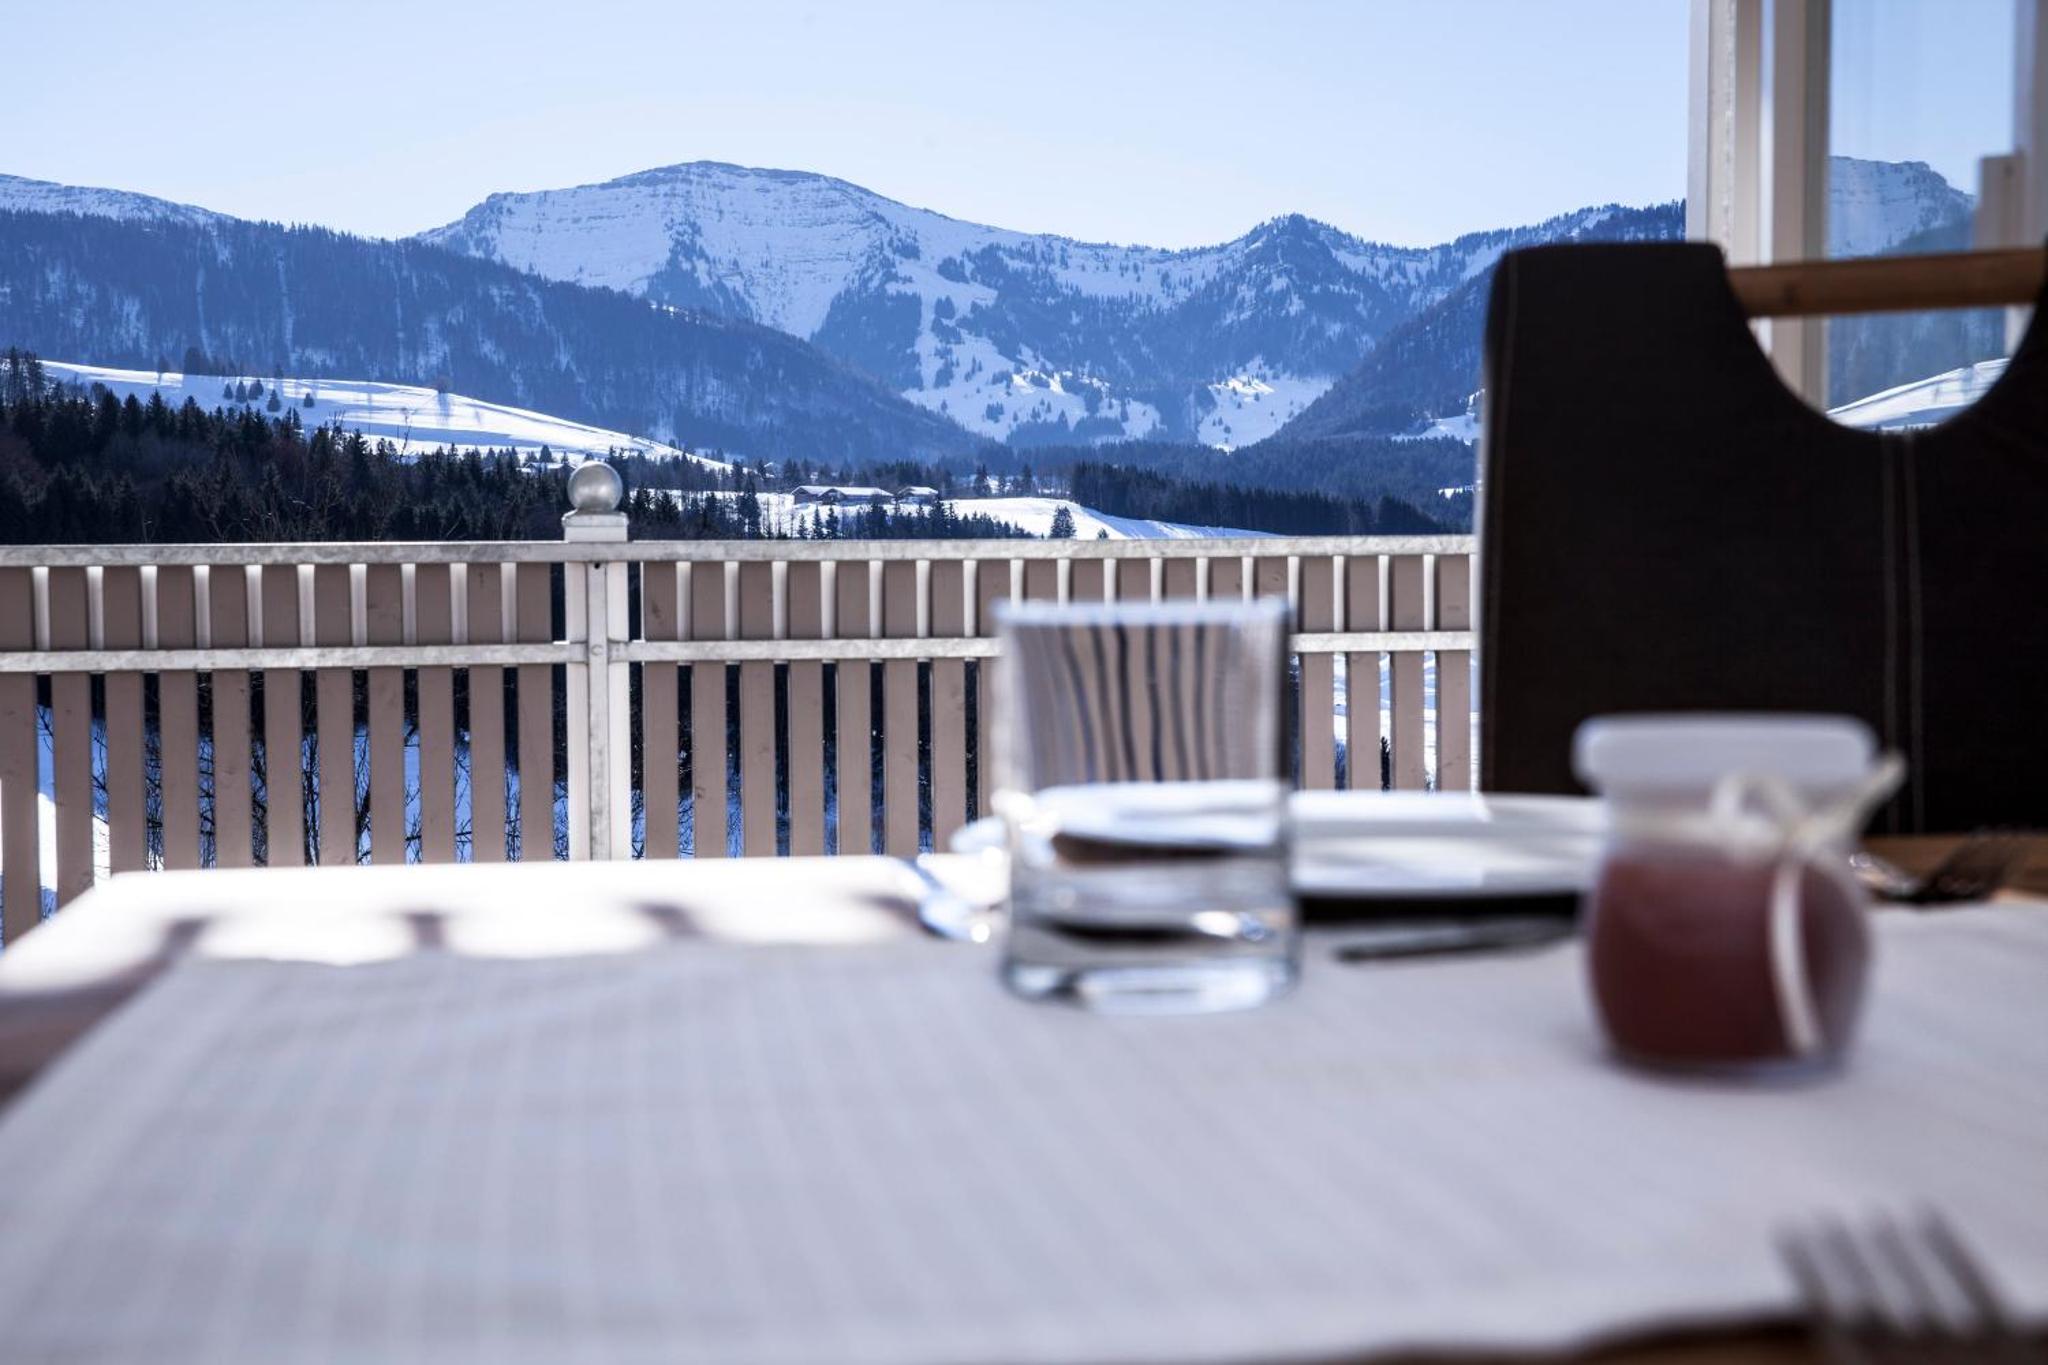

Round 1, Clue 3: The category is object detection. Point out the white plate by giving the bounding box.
[1291,791,1605,900]
[950,790,1607,900]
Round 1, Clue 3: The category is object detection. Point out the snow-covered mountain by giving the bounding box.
[5,155,1977,461]
[415,164,1647,449]
[0,172,228,229]
[1827,157,1976,258]
[1276,156,1980,445]
[0,209,981,465]
[415,157,1973,451]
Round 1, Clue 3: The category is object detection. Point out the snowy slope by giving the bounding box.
[1198,367,1328,450]
[959,497,1267,540]
[47,362,1257,534]
[1827,357,2006,430]
[1393,412,1482,445]
[1828,157,1976,258]
[44,361,729,468]
[421,163,1244,333]
[730,493,1263,541]
[0,173,227,228]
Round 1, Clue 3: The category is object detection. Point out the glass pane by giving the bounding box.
[1827,0,2019,417]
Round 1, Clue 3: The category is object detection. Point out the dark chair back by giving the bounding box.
[1477,242,2048,832]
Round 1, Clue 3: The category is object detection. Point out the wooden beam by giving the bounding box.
[1729,247,2047,318]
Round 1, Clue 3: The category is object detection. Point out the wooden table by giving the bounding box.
[0,844,2037,1364]
[1864,833,2048,898]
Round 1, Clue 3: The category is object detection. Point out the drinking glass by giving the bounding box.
[992,597,1298,1013]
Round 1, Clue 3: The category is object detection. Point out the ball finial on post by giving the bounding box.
[561,460,628,542]
[567,460,624,514]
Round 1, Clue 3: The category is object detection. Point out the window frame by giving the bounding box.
[1687,0,2047,401]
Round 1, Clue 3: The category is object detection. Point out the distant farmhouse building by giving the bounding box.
[791,485,894,506]
[895,485,940,505]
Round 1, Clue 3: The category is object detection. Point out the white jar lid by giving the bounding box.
[1573,713,1876,796]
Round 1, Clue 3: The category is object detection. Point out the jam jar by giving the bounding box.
[1573,715,1901,1076]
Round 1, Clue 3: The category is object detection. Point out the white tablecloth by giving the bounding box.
[0,889,2042,1364]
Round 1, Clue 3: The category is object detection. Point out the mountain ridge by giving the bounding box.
[0,172,230,228]
[413,156,1976,448]
[0,210,984,465]
[411,159,1637,446]
[1,155,1980,464]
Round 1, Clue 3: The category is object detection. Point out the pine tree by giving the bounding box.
[737,475,762,538]
[1048,504,1076,539]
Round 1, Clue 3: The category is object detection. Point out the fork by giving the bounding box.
[1849,833,2034,906]
[902,855,1001,944]
[1778,1211,2043,1365]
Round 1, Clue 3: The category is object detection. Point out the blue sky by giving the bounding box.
[5,1,2018,248]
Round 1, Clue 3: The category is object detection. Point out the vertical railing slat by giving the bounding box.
[785,562,826,856]
[466,564,508,862]
[972,558,1013,818]
[47,568,93,905]
[103,566,148,874]
[365,564,405,864]
[1111,560,1160,779]
[1070,616,1123,782]
[1159,554,1199,784]
[260,565,305,865]
[600,561,632,861]
[833,561,871,857]
[415,564,457,863]
[0,568,36,940]
[1299,557,1338,790]
[688,561,729,858]
[929,560,967,849]
[1389,555,1428,790]
[1345,554,1383,792]
[157,567,202,870]
[1436,554,1474,792]
[1254,556,1293,785]
[208,565,254,868]
[737,562,776,856]
[881,560,919,857]
[561,559,590,859]
[514,563,553,860]
[312,565,354,865]
[640,565,681,860]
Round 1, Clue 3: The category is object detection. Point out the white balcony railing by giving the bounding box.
[0,510,1478,942]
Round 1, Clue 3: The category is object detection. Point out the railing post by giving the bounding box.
[562,463,629,860]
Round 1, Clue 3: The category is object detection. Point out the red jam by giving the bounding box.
[1586,844,1870,1071]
